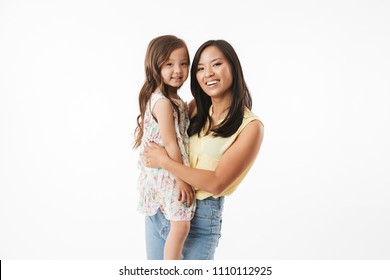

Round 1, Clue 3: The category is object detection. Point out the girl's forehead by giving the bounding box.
[169,47,188,57]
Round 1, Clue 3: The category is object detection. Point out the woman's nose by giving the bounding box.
[205,67,214,77]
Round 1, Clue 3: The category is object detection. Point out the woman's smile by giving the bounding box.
[206,80,220,86]
[196,46,233,98]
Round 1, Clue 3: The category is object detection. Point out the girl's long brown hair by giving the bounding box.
[133,35,190,149]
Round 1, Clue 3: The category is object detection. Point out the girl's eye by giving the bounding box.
[197,67,204,72]
[181,62,188,66]
[213,62,222,67]
[166,63,172,66]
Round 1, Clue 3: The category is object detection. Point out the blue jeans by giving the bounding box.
[145,196,224,260]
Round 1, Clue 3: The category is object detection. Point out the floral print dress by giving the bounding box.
[137,92,195,221]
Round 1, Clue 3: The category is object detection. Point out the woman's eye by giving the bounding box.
[213,62,222,67]
[197,67,204,72]
[181,62,188,66]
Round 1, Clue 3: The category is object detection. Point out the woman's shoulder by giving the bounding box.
[242,107,264,129]
[244,107,262,121]
[233,108,264,145]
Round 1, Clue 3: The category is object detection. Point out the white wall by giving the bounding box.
[1,0,389,259]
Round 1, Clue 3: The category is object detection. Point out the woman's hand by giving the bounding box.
[143,142,169,168]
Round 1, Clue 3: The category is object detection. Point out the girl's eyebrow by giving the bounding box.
[166,57,188,62]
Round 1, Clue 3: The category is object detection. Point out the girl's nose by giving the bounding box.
[174,65,182,73]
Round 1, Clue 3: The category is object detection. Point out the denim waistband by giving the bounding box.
[197,196,225,206]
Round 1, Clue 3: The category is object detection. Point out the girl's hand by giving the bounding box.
[143,142,169,168]
[176,180,195,206]
[144,143,195,206]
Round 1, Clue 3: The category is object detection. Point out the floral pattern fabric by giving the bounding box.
[137,92,195,221]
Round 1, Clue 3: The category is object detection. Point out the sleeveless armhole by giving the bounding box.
[237,110,263,135]
[150,93,168,111]
[149,93,172,123]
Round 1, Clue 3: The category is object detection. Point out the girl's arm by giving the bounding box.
[145,120,264,195]
[152,98,194,206]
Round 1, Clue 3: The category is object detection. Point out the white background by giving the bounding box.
[1,0,389,260]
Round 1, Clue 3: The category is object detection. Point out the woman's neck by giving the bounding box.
[210,95,232,126]
[211,95,232,116]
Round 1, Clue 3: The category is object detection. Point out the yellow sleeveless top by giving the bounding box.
[190,106,261,200]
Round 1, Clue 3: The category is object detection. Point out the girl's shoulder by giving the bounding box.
[150,92,168,109]
[151,92,167,101]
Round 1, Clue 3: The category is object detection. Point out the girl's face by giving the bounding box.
[160,47,189,89]
[196,46,233,99]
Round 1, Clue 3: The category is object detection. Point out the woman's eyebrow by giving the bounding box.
[198,58,222,65]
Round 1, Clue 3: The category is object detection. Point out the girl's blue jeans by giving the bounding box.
[145,196,224,260]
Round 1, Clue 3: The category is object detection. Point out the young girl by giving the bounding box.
[133,35,196,260]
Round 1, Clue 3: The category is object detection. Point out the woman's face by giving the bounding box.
[196,46,233,99]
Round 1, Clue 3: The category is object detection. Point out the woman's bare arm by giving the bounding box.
[145,120,264,195]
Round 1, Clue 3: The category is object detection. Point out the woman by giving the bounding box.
[143,39,264,260]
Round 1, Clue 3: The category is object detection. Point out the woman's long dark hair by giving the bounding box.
[188,40,252,137]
